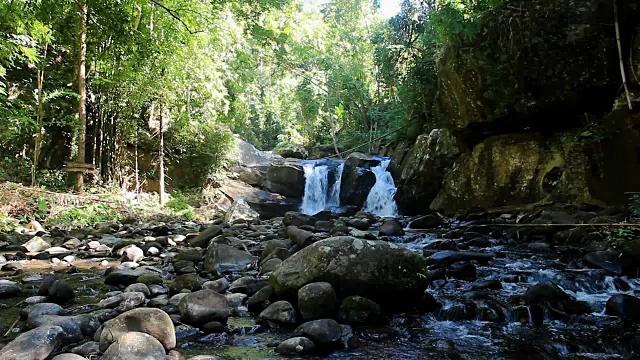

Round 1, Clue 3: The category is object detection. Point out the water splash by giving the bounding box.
[363,159,398,217]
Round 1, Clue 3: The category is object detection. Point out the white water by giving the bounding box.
[301,164,330,215]
[327,162,344,207]
[363,159,398,217]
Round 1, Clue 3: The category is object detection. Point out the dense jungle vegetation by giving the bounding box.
[0,0,501,192]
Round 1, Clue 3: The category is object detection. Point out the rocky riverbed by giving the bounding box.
[0,203,638,360]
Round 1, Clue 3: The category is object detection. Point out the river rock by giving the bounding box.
[283,212,316,227]
[23,236,51,252]
[228,276,269,295]
[583,251,633,275]
[70,341,100,357]
[224,197,260,224]
[337,296,382,325]
[292,319,342,344]
[425,250,493,267]
[178,289,229,325]
[379,219,404,236]
[287,226,317,247]
[125,283,151,297]
[276,337,316,355]
[0,325,65,360]
[118,245,144,263]
[101,331,167,360]
[247,286,273,312]
[22,302,64,320]
[0,279,21,298]
[52,354,86,360]
[47,280,75,304]
[270,237,428,307]
[409,215,445,229]
[258,300,297,324]
[204,243,257,276]
[522,282,570,304]
[169,273,206,294]
[28,314,98,343]
[297,282,337,320]
[187,225,222,248]
[202,277,230,293]
[97,308,176,352]
[605,294,640,324]
[98,291,146,310]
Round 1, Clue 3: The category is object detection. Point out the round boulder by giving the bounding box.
[276,337,315,355]
[101,332,166,360]
[337,296,381,325]
[292,319,342,344]
[270,237,428,308]
[258,300,297,324]
[178,289,230,325]
[297,282,337,320]
[97,308,176,352]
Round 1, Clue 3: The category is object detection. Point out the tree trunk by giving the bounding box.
[614,0,633,110]
[32,42,48,187]
[158,105,166,205]
[76,0,88,192]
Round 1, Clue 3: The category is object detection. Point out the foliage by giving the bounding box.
[46,203,121,228]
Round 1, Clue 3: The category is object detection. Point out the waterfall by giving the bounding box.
[327,162,344,207]
[300,161,344,215]
[363,159,398,217]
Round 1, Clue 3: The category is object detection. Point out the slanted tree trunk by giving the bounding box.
[76,0,88,192]
[32,42,48,186]
[158,104,165,205]
[614,0,632,110]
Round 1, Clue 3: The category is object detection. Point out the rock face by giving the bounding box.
[269,237,428,307]
[262,163,306,198]
[395,129,465,215]
[0,325,65,360]
[339,153,380,207]
[228,137,281,167]
[430,133,593,211]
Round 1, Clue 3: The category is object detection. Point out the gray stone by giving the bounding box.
[258,300,297,324]
[275,337,315,355]
[292,319,342,344]
[0,279,21,298]
[97,308,176,352]
[0,325,65,360]
[297,282,337,320]
[100,332,166,360]
[23,236,51,252]
[204,243,257,276]
[178,289,229,325]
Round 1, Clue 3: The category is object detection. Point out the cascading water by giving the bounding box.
[362,159,398,217]
[300,164,329,215]
[300,161,344,215]
[327,162,344,207]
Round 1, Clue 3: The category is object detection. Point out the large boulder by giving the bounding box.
[228,137,281,167]
[262,163,306,198]
[339,153,379,207]
[204,243,257,276]
[97,308,176,352]
[269,236,428,307]
[605,294,640,324]
[395,129,465,215]
[0,325,65,360]
[430,133,593,211]
[224,197,260,224]
[178,289,229,325]
[100,332,166,360]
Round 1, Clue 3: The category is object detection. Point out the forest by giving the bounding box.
[1,0,640,359]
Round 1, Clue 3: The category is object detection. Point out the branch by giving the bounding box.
[148,0,203,35]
